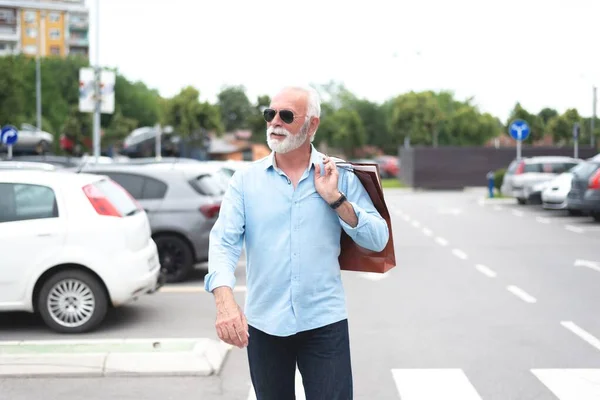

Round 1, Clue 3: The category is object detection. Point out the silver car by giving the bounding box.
[501,156,581,204]
[77,162,226,282]
[0,123,54,154]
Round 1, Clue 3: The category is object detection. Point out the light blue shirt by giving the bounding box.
[204,146,389,337]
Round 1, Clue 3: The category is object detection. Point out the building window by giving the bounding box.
[49,29,60,40]
[23,45,37,55]
[25,11,36,23]
[26,27,37,38]
[49,12,60,22]
[50,46,60,55]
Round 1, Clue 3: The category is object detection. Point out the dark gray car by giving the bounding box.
[76,163,226,282]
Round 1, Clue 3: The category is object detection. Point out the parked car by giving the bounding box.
[501,156,581,204]
[0,161,56,171]
[76,163,226,282]
[7,155,81,168]
[541,161,596,213]
[0,170,162,333]
[375,155,400,178]
[0,123,54,155]
[566,158,600,221]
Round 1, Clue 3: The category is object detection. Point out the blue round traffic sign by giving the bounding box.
[1,125,18,146]
[509,119,530,141]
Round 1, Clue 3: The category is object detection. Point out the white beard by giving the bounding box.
[266,124,309,154]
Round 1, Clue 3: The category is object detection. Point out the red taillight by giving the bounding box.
[588,169,600,190]
[200,203,221,219]
[82,184,122,217]
[515,161,525,175]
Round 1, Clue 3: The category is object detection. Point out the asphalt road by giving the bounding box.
[2,188,600,400]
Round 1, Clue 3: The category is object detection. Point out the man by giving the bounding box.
[204,86,389,399]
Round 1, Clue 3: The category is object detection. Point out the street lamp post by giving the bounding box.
[36,10,46,132]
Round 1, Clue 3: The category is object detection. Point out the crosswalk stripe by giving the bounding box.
[532,369,600,399]
[248,368,304,400]
[391,369,483,400]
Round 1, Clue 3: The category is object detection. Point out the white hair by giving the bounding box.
[279,85,321,118]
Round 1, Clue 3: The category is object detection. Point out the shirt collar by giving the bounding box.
[264,144,323,171]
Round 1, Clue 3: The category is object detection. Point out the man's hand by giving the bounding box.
[314,156,341,204]
[214,287,249,348]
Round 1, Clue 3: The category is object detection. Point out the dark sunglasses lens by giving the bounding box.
[279,110,295,124]
[263,109,276,122]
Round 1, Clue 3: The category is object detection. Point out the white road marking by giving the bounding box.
[391,369,483,400]
[403,215,411,222]
[358,272,390,281]
[411,220,421,228]
[248,368,305,400]
[493,205,503,211]
[422,227,433,236]
[565,225,584,233]
[561,321,600,352]
[477,198,485,206]
[475,264,497,278]
[437,207,462,215]
[435,237,449,246]
[391,209,403,217]
[159,286,247,293]
[574,259,600,273]
[512,210,525,217]
[535,216,551,224]
[506,285,537,303]
[452,249,468,260]
[532,369,600,400]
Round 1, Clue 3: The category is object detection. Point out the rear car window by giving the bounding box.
[188,174,226,196]
[0,183,58,223]
[93,179,139,216]
[506,160,519,174]
[573,162,600,179]
[524,163,542,173]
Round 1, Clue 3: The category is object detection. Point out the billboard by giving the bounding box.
[79,68,115,114]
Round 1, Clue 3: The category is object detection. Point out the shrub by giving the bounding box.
[494,168,506,192]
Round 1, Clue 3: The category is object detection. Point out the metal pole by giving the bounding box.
[517,141,521,160]
[35,12,43,131]
[574,138,579,158]
[155,123,162,161]
[592,86,597,148]
[92,0,101,162]
[7,145,12,160]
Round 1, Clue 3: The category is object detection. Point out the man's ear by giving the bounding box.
[309,116,320,136]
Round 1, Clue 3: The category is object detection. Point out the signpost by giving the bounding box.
[1,125,19,160]
[573,122,580,158]
[509,119,530,160]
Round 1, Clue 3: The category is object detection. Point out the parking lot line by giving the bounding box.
[535,216,551,224]
[422,227,433,237]
[574,259,600,273]
[561,321,600,352]
[512,210,525,217]
[435,237,449,246]
[159,286,247,293]
[452,249,468,260]
[475,264,497,278]
[506,285,537,303]
[411,220,421,228]
[565,225,584,234]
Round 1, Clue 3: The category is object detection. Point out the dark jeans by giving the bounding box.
[247,319,353,400]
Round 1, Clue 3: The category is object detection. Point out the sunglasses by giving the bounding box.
[263,108,306,124]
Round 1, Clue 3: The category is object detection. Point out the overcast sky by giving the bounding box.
[86,0,599,121]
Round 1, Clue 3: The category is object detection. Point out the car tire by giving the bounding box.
[37,269,108,334]
[36,140,50,155]
[517,198,527,205]
[568,209,582,216]
[154,234,195,283]
[592,212,600,222]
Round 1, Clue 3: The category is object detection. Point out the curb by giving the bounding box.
[477,196,517,205]
[0,338,232,378]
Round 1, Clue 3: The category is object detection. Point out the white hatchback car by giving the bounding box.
[0,170,162,333]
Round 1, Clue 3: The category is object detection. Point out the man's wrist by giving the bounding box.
[325,190,342,204]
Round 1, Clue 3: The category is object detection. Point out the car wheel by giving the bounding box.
[37,269,108,334]
[517,198,527,205]
[154,235,194,283]
[568,209,582,216]
[36,140,50,155]
[592,212,600,222]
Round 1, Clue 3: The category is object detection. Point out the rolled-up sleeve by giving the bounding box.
[339,170,389,252]
[204,171,245,293]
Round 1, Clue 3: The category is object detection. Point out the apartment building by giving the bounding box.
[0,0,89,58]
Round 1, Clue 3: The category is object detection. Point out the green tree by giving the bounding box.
[506,103,545,142]
[217,85,253,132]
[162,86,223,136]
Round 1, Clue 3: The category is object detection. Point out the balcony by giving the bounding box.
[0,25,17,42]
[69,36,88,47]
